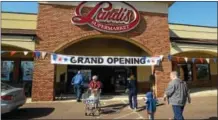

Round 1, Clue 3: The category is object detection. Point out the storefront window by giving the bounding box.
[1,61,14,81]
[177,64,193,81]
[196,64,210,80]
[21,61,34,81]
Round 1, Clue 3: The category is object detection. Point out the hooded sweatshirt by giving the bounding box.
[165,78,190,106]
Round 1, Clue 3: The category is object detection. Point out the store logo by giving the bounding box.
[71,1,140,33]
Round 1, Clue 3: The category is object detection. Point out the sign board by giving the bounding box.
[51,54,161,66]
[71,1,140,33]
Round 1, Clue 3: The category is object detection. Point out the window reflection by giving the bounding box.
[21,61,34,81]
[196,64,210,80]
[1,61,14,81]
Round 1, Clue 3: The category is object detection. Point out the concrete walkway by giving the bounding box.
[26,87,217,103]
[3,87,215,119]
[2,96,217,119]
[190,87,217,97]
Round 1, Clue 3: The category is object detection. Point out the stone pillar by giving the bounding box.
[154,58,172,98]
[32,56,55,101]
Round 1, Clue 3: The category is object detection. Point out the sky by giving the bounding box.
[1,1,217,27]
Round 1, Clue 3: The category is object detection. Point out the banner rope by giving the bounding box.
[1,50,217,63]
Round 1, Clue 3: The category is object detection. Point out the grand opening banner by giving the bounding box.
[51,54,161,66]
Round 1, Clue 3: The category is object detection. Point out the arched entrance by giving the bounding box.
[54,36,153,97]
[172,50,217,88]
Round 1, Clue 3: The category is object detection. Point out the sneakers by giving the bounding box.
[77,99,82,102]
[129,106,137,112]
[129,106,133,109]
[156,99,159,105]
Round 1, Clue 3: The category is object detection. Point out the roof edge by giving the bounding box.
[170,37,217,45]
[167,2,175,7]
[1,11,37,15]
[1,28,36,36]
[169,23,218,28]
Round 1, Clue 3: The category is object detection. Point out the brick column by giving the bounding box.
[155,58,172,98]
[32,56,55,101]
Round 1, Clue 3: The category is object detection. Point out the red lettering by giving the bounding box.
[72,2,140,33]
[72,2,105,24]
[114,8,123,20]
[96,8,106,20]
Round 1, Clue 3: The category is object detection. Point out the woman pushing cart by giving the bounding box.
[82,75,102,116]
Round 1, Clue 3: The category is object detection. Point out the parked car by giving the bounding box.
[1,82,26,114]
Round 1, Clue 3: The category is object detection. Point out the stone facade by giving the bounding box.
[32,3,172,101]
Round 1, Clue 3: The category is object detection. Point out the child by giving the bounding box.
[144,91,157,120]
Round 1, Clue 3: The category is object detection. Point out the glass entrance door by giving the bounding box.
[66,65,136,95]
[67,67,92,93]
[80,70,92,89]
[114,67,127,94]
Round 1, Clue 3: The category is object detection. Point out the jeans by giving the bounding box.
[172,105,185,120]
[128,92,137,109]
[148,113,154,120]
[74,84,82,100]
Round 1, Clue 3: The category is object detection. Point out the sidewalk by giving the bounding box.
[190,87,217,97]
[27,94,146,103]
[26,87,217,103]
[2,96,217,119]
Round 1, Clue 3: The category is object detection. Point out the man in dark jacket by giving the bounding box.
[127,73,138,112]
[164,71,191,120]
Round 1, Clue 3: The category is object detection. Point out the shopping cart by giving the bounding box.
[82,89,101,116]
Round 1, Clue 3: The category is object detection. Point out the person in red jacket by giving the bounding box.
[89,75,101,92]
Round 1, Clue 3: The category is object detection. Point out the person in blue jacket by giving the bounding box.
[144,91,157,120]
[72,71,84,102]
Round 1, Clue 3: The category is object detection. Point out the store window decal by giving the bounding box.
[21,61,34,81]
[1,61,14,81]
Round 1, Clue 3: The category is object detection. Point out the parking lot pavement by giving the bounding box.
[1,96,217,119]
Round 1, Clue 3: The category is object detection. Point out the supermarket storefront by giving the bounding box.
[2,1,217,102]
[32,1,172,101]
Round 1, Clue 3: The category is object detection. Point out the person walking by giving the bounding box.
[164,71,191,120]
[88,75,102,108]
[72,71,84,102]
[149,74,156,98]
[127,73,138,112]
[144,91,157,120]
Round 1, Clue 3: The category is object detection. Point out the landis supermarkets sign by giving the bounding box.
[71,1,140,33]
[51,54,161,66]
